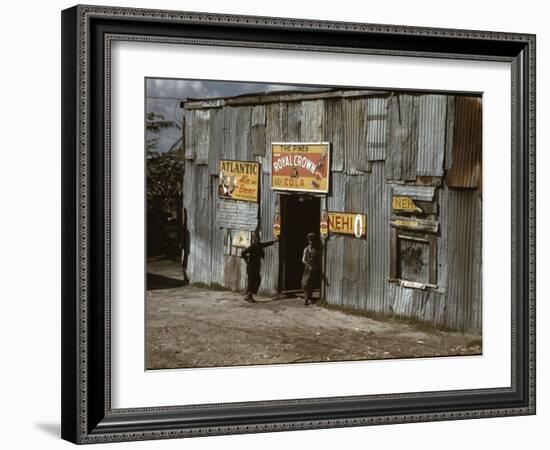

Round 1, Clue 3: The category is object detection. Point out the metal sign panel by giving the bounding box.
[271,142,330,193]
[327,211,367,238]
[392,195,422,212]
[218,160,260,202]
[231,230,251,248]
[273,212,281,239]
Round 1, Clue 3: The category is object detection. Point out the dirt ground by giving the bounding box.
[146,258,482,369]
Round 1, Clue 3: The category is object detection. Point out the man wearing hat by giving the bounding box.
[241,233,278,303]
[301,233,321,306]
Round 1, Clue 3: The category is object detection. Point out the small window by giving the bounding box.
[389,186,439,289]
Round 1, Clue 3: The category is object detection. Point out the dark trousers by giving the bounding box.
[301,268,318,300]
[246,267,261,295]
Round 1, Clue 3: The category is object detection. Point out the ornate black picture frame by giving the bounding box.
[61,4,536,444]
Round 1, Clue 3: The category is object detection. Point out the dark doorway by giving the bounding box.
[279,194,321,292]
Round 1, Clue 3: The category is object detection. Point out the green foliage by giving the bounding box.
[146,111,177,151]
[147,147,184,212]
[145,112,184,257]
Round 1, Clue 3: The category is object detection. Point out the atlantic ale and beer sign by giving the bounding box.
[271,142,330,193]
[218,160,260,202]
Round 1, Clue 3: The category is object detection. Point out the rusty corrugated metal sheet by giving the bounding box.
[447,96,482,188]
[366,96,388,161]
[323,98,344,172]
[416,94,447,177]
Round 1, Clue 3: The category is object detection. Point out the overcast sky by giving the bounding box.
[145,78,328,152]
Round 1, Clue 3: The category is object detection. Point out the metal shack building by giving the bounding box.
[181,89,482,333]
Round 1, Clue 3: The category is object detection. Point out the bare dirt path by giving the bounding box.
[146,258,481,369]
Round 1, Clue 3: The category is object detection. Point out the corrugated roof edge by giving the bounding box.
[181,88,392,109]
[181,88,482,110]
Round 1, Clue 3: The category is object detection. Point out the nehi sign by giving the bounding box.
[327,211,367,238]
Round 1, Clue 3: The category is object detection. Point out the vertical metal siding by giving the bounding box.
[195,109,210,165]
[443,189,482,332]
[444,96,456,171]
[301,100,324,141]
[384,95,400,180]
[323,98,345,172]
[233,106,253,161]
[364,163,391,313]
[210,177,225,286]
[251,104,266,156]
[208,108,224,175]
[184,109,196,160]
[366,96,388,161]
[261,102,284,174]
[385,94,419,181]
[325,172,346,306]
[416,94,447,177]
[341,175,368,307]
[258,173,279,294]
[344,98,370,174]
[283,101,302,141]
[186,165,212,284]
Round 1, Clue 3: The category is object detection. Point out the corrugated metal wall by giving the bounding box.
[182,90,482,333]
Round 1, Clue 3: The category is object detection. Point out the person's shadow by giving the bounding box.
[146,273,187,290]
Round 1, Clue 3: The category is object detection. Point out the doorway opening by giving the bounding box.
[279,194,321,293]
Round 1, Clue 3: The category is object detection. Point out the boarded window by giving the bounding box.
[390,185,438,288]
[397,235,431,285]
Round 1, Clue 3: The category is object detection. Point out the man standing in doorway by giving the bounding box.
[301,233,321,306]
[241,233,278,303]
